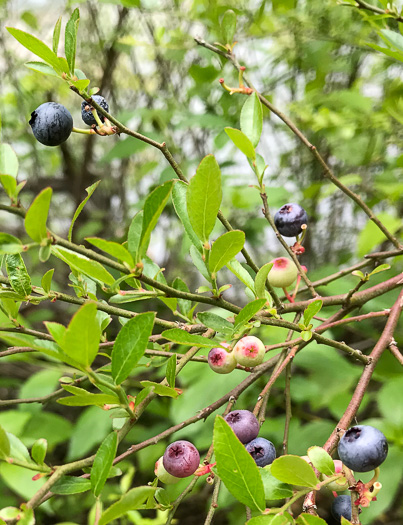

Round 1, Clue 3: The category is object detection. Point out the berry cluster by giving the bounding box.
[208,335,266,374]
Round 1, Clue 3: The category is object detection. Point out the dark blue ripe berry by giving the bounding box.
[245,437,276,467]
[274,203,308,237]
[331,495,352,522]
[81,95,109,126]
[224,410,260,444]
[338,425,388,472]
[29,102,73,146]
[162,440,200,478]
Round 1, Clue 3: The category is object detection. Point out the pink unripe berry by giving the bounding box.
[163,440,200,478]
[154,456,180,484]
[208,343,236,374]
[233,336,265,367]
[267,257,298,288]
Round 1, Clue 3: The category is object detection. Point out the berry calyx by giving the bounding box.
[29,102,73,146]
[224,410,259,444]
[267,257,298,288]
[331,495,352,522]
[208,343,236,374]
[81,95,109,126]
[162,440,200,478]
[154,456,180,484]
[245,437,276,467]
[274,203,308,237]
[337,425,388,472]
[233,336,265,367]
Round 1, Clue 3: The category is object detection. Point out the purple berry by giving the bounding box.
[245,437,276,467]
[274,203,308,237]
[224,410,259,444]
[337,425,388,472]
[29,102,73,146]
[208,343,236,374]
[162,440,200,478]
[81,95,109,126]
[331,495,352,522]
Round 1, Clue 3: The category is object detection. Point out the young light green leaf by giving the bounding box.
[57,392,118,407]
[226,258,255,292]
[270,455,319,487]
[91,431,118,497]
[161,329,218,348]
[39,244,51,263]
[172,277,192,316]
[52,246,115,285]
[6,27,62,71]
[0,233,23,255]
[127,210,143,261]
[68,181,101,242]
[241,93,263,148]
[351,270,365,280]
[225,128,256,159]
[51,476,92,495]
[307,446,334,476]
[44,321,66,346]
[41,269,54,293]
[340,518,354,525]
[209,230,245,276]
[65,8,80,74]
[0,144,18,177]
[52,15,62,53]
[166,353,176,388]
[197,311,234,336]
[187,155,222,242]
[31,438,47,465]
[5,254,32,297]
[0,175,17,200]
[221,9,237,45]
[380,28,403,54]
[296,514,328,525]
[369,264,391,276]
[301,330,312,342]
[111,312,155,384]
[99,486,157,525]
[138,181,174,260]
[24,187,52,243]
[303,299,323,327]
[25,61,58,77]
[140,381,179,398]
[0,425,10,459]
[214,415,265,512]
[172,180,202,251]
[234,298,266,329]
[248,515,293,525]
[7,432,32,463]
[109,290,162,304]
[260,466,293,500]
[254,262,273,299]
[85,238,134,267]
[63,303,101,368]
[190,244,211,282]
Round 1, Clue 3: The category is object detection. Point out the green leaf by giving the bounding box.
[57,390,118,407]
[127,210,143,261]
[25,61,58,77]
[7,433,32,463]
[68,181,101,242]
[340,518,354,525]
[0,425,10,459]
[357,213,401,257]
[111,312,155,384]
[221,9,237,45]
[91,431,118,497]
[31,439,47,465]
[190,244,211,282]
[62,303,101,368]
[234,298,266,329]
[99,486,157,525]
[225,128,256,159]
[51,476,92,495]
[86,238,134,267]
[138,181,174,260]
[161,329,218,348]
[52,246,115,285]
[0,144,18,177]
[260,466,293,500]
[296,515,328,525]
[24,187,52,243]
[187,155,222,242]
[241,93,263,148]
[214,415,265,512]
[65,8,80,74]
[307,446,334,476]
[6,27,62,72]
[71,78,90,91]
[380,29,403,54]
[197,311,234,336]
[270,455,319,487]
[301,330,312,342]
[209,230,245,276]
[226,258,255,292]
[0,175,17,200]
[248,515,294,525]
[0,233,23,255]
[16,505,34,525]
[351,270,365,279]
[5,254,32,297]
[52,15,62,54]
[166,354,176,388]
[39,244,51,263]
[369,263,391,276]
[172,277,192,316]
[172,180,202,251]
[41,269,54,293]
[254,263,273,299]
[303,299,323,327]
[140,381,179,398]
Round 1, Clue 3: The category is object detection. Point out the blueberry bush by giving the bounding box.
[0,1,402,524]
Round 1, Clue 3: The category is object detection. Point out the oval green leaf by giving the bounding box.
[225,128,256,159]
[5,254,32,297]
[24,187,52,243]
[99,486,157,525]
[241,92,263,148]
[209,230,245,276]
[254,262,273,299]
[91,431,118,497]
[270,455,319,488]
[307,446,334,476]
